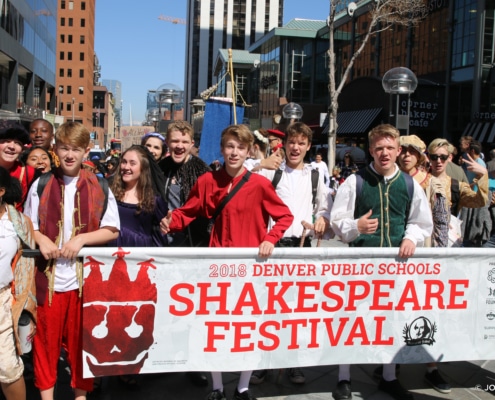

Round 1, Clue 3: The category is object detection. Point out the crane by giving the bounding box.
[158,15,186,25]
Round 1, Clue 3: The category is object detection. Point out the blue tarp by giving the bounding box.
[199,99,244,165]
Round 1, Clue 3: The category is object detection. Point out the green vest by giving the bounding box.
[351,167,411,248]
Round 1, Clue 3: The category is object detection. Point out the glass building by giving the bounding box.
[0,0,57,122]
[247,0,495,147]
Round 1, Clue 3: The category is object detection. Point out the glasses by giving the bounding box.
[268,138,280,143]
[429,154,449,162]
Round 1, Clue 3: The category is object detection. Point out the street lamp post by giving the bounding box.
[382,67,418,135]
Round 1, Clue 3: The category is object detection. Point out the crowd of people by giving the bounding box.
[0,116,491,400]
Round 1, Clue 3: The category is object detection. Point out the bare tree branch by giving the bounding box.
[326,0,427,171]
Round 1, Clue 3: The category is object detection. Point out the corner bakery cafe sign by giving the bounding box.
[80,247,495,377]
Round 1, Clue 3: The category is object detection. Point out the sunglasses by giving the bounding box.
[429,154,449,162]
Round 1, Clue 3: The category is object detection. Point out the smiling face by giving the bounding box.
[29,119,54,150]
[119,150,142,188]
[143,137,164,161]
[54,141,90,177]
[285,133,310,170]
[167,129,194,165]
[428,146,451,177]
[221,134,250,177]
[369,135,401,176]
[26,148,51,173]
[0,139,24,169]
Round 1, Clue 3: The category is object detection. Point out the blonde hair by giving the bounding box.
[220,124,254,148]
[55,121,90,148]
[428,138,455,155]
[167,120,194,141]
[368,124,400,145]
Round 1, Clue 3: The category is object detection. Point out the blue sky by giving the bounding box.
[95,1,329,125]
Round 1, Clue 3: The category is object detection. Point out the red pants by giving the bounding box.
[33,289,93,392]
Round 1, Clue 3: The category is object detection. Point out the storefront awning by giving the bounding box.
[322,108,382,135]
[462,122,495,143]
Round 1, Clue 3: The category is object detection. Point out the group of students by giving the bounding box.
[0,116,490,400]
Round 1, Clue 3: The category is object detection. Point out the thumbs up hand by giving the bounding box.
[357,209,378,234]
[160,210,173,234]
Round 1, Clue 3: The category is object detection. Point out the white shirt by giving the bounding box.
[24,175,120,292]
[0,212,18,288]
[260,164,332,238]
[330,163,433,245]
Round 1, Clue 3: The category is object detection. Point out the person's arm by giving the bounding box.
[330,175,360,242]
[401,179,434,257]
[160,178,205,234]
[60,189,121,259]
[313,172,331,236]
[260,183,294,247]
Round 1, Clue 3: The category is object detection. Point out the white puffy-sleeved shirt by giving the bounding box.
[330,163,433,246]
[260,164,332,238]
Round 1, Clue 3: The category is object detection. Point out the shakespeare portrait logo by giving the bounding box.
[403,317,436,346]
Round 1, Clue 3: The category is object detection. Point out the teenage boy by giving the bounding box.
[160,124,293,400]
[29,119,59,167]
[330,124,432,400]
[24,121,120,400]
[158,120,211,248]
[252,122,332,385]
[158,120,211,386]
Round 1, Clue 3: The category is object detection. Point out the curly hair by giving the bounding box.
[110,145,156,214]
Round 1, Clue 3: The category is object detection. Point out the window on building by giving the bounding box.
[59,68,64,77]
[67,69,72,78]
[79,69,84,78]
[60,51,65,60]
[59,85,64,94]
[67,102,72,111]
[79,103,83,112]
[68,18,73,27]
[81,2,86,10]
[81,19,86,28]
[68,35,72,44]
[61,17,65,26]
[80,53,85,61]
[80,35,85,44]
[68,52,72,61]
[67,86,72,94]
[79,87,84,94]
[69,1,74,9]
[61,1,66,9]
[60,34,65,43]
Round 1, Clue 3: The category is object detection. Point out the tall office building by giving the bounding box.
[102,79,122,121]
[184,0,283,120]
[0,0,57,122]
[56,0,95,128]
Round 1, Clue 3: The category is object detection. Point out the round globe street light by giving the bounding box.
[382,67,418,134]
[282,102,304,121]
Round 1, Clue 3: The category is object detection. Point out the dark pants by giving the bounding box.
[276,236,311,248]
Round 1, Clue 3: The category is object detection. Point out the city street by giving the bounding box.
[14,238,495,399]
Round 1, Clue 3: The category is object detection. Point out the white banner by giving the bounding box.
[80,247,495,378]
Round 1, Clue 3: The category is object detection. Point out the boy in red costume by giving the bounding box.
[160,124,293,400]
[24,122,120,400]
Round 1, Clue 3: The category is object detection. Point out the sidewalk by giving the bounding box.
[20,355,495,399]
[56,360,495,399]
